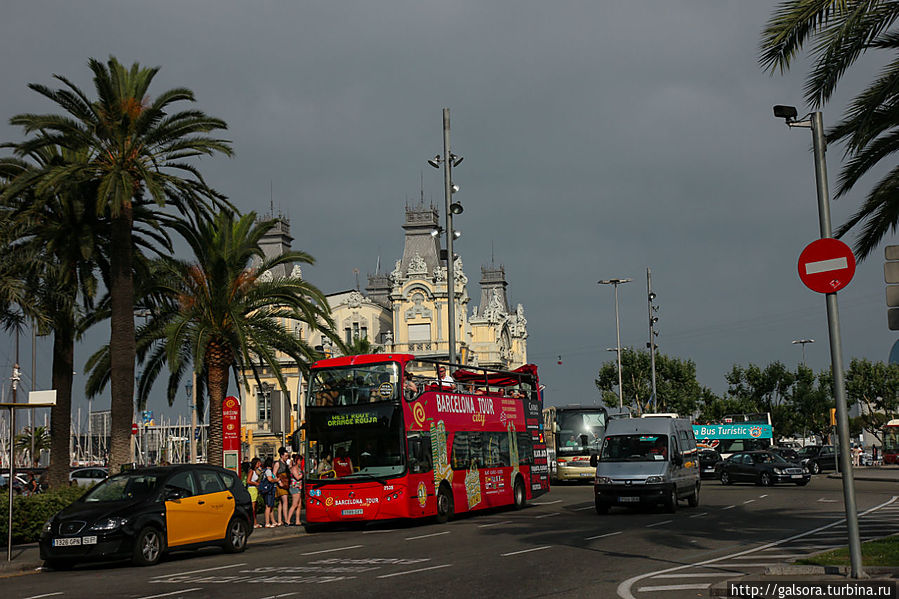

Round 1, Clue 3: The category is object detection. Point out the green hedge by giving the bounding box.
[0,486,85,544]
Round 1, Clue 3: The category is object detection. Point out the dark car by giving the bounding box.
[771,446,800,462]
[698,448,722,479]
[718,450,810,486]
[797,445,837,474]
[40,464,253,570]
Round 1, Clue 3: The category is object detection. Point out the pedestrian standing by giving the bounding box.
[286,453,304,526]
[247,457,262,528]
[274,447,290,525]
[261,457,279,527]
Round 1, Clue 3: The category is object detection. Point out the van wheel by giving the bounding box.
[223,517,249,553]
[720,471,731,485]
[665,488,678,513]
[687,484,699,507]
[132,526,164,566]
[595,496,609,514]
[435,484,453,524]
[513,477,526,510]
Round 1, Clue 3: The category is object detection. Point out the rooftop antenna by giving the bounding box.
[420,171,424,205]
[491,241,495,266]
[270,181,274,217]
[353,268,360,291]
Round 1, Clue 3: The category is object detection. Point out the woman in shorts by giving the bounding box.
[262,458,279,527]
[286,454,304,526]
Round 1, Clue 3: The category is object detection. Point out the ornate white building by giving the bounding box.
[240,203,529,458]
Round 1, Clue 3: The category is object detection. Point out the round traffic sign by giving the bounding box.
[131,423,139,435]
[797,238,856,293]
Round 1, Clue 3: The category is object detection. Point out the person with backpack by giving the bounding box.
[260,457,280,527]
[273,447,290,526]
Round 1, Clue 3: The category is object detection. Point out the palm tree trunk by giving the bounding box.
[48,323,74,488]
[206,362,229,467]
[108,209,136,472]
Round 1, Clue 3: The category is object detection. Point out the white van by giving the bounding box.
[589,417,700,514]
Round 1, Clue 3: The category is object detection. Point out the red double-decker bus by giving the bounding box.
[302,354,549,530]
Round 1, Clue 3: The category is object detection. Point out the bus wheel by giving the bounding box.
[513,477,526,510]
[436,485,454,524]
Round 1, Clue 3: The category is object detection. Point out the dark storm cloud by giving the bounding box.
[1,2,892,412]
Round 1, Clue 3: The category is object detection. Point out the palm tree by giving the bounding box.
[15,426,51,466]
[88,212,339,467]
[760,1,899,259]
[4,57,233,471]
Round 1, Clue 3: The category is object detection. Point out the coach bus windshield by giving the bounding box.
[307,363,401,406]
[556,409,606,457]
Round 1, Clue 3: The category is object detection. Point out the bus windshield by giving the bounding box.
[307,363,401,406]
[305,402,405,482]
[556,409,605,456]
[601,434,669,462]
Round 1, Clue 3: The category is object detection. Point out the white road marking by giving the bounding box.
[300,544,363,555]
[585,531,621,540]
[362,529,395,534]
[817,498,837,503]
[573,506,595,511]
[377,564,452,578]
[732,554,802,560]
[149,563,245,579]
[478,520,512,528]
[743,499,755,504]
[257,594,297,599]
[759,494,768,498]
[646,520,672,528]
[617,495,898,599]
[653,573,735,578]
[23,594,64,599]
[688,512,708,519]
[637,583,711,592]
[405,531,450,540]
[535,512,560,519]
[721,505,735,510]
[501,545,551,557]
[710,562,779,568]
[136,589,202,599]
[531,500,562,505]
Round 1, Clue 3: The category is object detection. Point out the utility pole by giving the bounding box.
[647,268,659,412]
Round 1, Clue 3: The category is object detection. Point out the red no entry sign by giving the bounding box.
[797,238,856,293]
[131,423,139,435]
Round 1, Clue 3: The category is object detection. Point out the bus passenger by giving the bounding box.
[404,366,418,398]
[334,448,354,477]
[318,453,334,477]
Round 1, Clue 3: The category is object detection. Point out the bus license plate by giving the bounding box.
[53,538,81,547]
[618,496,639,503]
[342,509,363,516]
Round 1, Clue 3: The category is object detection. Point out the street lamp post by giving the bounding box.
[775,105,863,578]
[428,108,464,365]
[598,278,631,410]
[791,338,815,365]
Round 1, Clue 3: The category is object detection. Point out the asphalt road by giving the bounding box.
[5,476,897,599]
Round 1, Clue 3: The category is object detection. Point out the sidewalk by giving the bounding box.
[0,522,307,578]
[827,463,899,483]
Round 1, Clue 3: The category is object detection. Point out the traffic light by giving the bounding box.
[884,246,899,329]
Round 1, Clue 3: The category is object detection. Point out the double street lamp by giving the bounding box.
[598,278,631,409]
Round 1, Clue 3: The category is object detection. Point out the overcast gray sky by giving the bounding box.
[2,1,895,420]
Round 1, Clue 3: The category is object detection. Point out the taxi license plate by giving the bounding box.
[342,509,363,516]
[53,538,81,547]
[618,496,639,503]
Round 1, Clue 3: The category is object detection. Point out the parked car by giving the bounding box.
[69,467,108,487]
[0,473,28,495]
[698,448,722,479]
[718,450,810,486]
[771,446,800,462]
[40,464,253,570]
[797,445,837,474]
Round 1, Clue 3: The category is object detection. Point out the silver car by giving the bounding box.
[69,467,108,487]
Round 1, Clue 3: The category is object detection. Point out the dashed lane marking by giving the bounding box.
[585,531,621,540]
[652,573,734,578]
[531,499,562,505]
[646,520,672,528]
[743,499,755,504]
[721,505,735,510]
[501,545,551,557]
[573,506,595,511]
[637,584,711,592]
[405,531,450,540]
[137,589,202,599]
[478,520,512,528]
[300,544,363,556]
[23,594,63,599]
[376,564,452,579]
[149,563,245,580]
[688,512,708,519]
[256,593,297,599]
[535,512,561,519]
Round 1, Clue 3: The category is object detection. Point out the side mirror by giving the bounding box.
[589,453,598,467]
[164,487,183,502]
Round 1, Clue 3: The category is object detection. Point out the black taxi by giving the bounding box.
[40,464,253,569]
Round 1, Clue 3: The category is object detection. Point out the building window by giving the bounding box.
[353,322,360,340]
[408,323,431,342]
[345,328,352,344]
[257,388,271,423]
[361,326,367,340]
